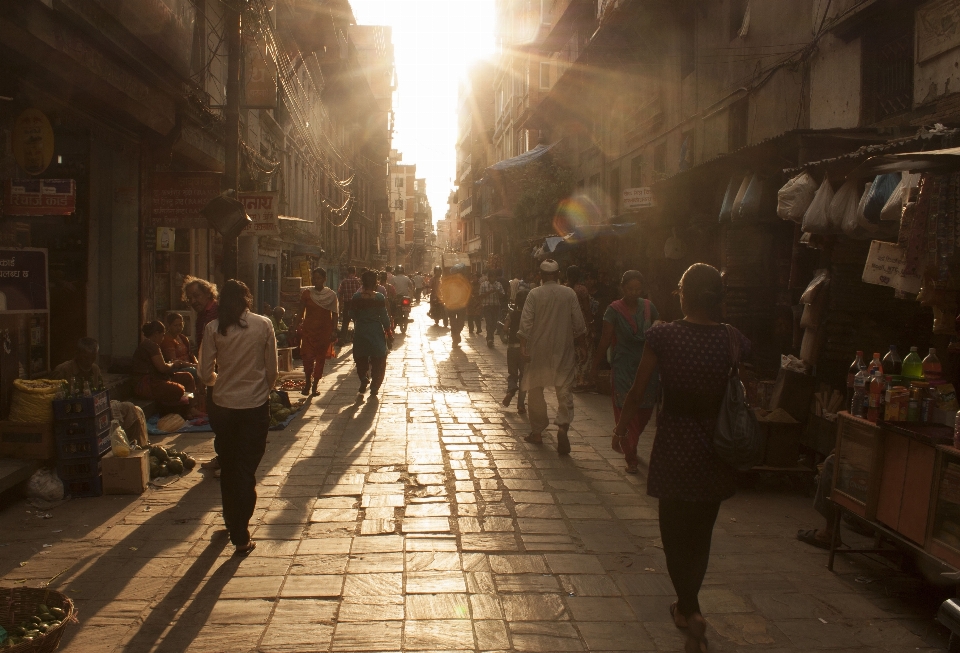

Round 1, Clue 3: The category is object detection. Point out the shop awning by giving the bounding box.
[486,142,558,173]
[532,223,636,258]
[849,146,960,177]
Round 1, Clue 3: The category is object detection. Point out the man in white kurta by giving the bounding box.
[518,259,587,455]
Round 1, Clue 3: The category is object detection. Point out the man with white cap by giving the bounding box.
[518,258,587,455]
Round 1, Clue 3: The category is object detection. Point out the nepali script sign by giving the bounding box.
[622,187,654,210]
[862,240,922,294]
[238,192,279,235]
[3,180,76,216]
[0,248,49,313]
[151,171,221,229]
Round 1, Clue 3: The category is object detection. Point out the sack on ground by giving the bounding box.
[777,172,817,222]
[9,379,60,423]
[801,177,834,234]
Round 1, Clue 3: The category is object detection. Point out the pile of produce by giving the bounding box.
[277,379,305,392]
[3,603,66,647]
[269,391,304,427]
[148,445,196,479]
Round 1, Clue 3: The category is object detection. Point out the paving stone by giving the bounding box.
[404,618,475,649]
[509,621,585,652]
[501,593,569,621]
[489,554,549,574]
[405,593,470,619]
[337,595,405,621]
[331,620,402,650]
[495,573,561,593]
[281,574,344,598]
[560,574,621,597]
[545,554,606,575]
[342,572,403,595]
[576,620,656,650]
[406,570,467,593]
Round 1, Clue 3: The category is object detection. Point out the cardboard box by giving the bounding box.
[102,450,149,495]
[0,421,55,459]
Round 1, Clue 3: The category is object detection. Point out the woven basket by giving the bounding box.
[0,587,76,652]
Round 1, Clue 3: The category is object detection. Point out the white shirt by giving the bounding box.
[391,274,414,297]
[518,281,586,390]
[199,310,278,409]
[412,274,424,290]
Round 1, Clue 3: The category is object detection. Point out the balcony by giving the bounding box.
[466,235,482,253]
[459,196,473,218]
[458,153,472,182]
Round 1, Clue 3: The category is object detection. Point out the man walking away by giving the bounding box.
[337,266,362,335]
[412,271,425,303]
[479,272,503,348]
[518,259,586,455]
[199,279,278,556]
[502,289,529,415]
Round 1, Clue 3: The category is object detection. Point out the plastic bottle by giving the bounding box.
[902,346,924,380]
[867,371,884,423]
[846,351,866,409]
[923,348,942,384]
[82,381,91,397]
[867,353,884,376]
[882,346,902,377]
[852,367,869,417]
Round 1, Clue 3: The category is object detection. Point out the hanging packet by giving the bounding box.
[801,177,834,234]
[729,175,752,222]
[777,171,817,223]
[829,178,860,233]
[718,177,738,223]
[863,173,900,223]
[737,173,763,222]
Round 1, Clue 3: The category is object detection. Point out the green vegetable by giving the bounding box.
[50,608,65,619]
[150,446,170,462]
[167,459,184,475]
[180,455,196,471]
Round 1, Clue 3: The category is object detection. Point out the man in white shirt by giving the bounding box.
[391,265,414,298]
[199,279,278,556]
[518,259,586,456]
[412,271,425,303]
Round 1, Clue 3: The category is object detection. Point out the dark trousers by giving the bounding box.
[210,401,271,547]
[354,353,387,391]
[506,346,526,407]
[449,309,466,345]
[658,499,721,617]
[483,305,500,342]
[468,314,482,333]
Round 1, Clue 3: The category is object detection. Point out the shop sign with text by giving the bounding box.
[239,191,280,235]
[0,248,49,313]
[3,180,76,216]
[622,187,654,210]
[151,171,221,229]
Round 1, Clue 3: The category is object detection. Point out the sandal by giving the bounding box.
[234,541,257,557]
[669,602,687,629]
[797,528,833,550]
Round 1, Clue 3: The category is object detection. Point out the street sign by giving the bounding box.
[622,187,654,210]
[239,191,280,235]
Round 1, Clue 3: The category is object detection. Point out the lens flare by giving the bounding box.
[553,195,601,241]
[440,274,472,311]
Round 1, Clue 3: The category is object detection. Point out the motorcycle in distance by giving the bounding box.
[396,296,413,334]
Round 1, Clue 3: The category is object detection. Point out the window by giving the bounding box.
[630,155,644,187]
[539,61,551,89]
[729,0,748,40]
[680,0,695,78]
[653,143,667,176]
[609,166,621,215]
[394,198,404,210]
[728,97,749,152]
[395,176,404,187]
[861,12,914,124]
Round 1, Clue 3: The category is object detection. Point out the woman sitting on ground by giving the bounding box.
[133,320,202,417]
[161,312,199,384]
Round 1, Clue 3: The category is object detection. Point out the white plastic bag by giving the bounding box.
[801,177,834,233]
[855,181,879,234]
[27,468,64,502]
[110,419,131,457]
[880,174,907,222]
[778,172,817,223]
[829,179,860,233]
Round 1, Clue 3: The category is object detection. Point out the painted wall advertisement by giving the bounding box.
[238,191,280,235]
[0,248,49,313]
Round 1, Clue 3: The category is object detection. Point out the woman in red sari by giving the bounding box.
[298,267,339,396]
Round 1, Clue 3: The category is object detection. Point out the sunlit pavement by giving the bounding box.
[1,302,949,652]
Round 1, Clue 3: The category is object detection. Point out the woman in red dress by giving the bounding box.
[298,267,339,396]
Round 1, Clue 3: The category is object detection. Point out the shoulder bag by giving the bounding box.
[713,324,765,470]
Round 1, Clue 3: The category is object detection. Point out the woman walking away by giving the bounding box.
[199,280,278,556]
[614,263,748,653]
[592,271,659,474]
[298,267,339,396]
[352,270,392,397]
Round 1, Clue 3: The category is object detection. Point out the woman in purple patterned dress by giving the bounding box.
[614,263,749,653]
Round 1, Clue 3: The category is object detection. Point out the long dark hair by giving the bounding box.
[217,279,253,335]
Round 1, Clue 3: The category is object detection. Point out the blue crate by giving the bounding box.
[56,427,110,460]
[54,410,111,440]
[53,390,110,421]
[63,474,102,498]
[57,454,103,480]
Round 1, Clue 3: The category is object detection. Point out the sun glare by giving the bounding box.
[350,0,496,224]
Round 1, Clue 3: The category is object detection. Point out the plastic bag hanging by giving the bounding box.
[863,173,900,224]
[737,173,763,222]
[801,177,834,234]
[777,171,817,223]
[829,178,860,235]
[718,177,738,223]
[729,175,752,221]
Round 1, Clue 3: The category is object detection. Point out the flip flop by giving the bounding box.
[524,433,543,444]
[797,528,833,550]
[234,541,256,557]
[669,602,687,629]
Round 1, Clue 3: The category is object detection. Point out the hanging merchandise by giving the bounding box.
[730,175,752,222]
[855,179,879,234]
[863,173,900,224]
[830,178,860,235]
[777,171,818,223]
[903,174,931,277]
[664,229,684,260]
[736,173,763,222]
[880,173,908,222]
[719,176,738,223]
[801,176,834,234]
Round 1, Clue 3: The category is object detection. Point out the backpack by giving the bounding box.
[713,324,765,471]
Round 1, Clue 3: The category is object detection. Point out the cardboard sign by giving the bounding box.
[862,240,922,294]
[238,191,279,235]
[0,248,49,313]
[622,187,654,210]
[3,179,75,216]
[151,171,221,229]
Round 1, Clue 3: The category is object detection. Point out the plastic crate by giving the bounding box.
[63,474,103,498]
[53,390,110,420]
[56,427,111,459]
[54,410,110,440]
[57,455,103,480]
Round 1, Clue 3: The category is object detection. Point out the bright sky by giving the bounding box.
[350,0,496,228]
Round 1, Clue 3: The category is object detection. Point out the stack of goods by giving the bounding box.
[52,385,111,497]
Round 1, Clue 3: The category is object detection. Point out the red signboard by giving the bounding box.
[3,180,76,216]
[150,171,221,229]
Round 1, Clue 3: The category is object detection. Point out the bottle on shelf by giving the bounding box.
[867,352,884,376]
[852,367,869,418]
[902,346,924,380]
[82,381,91,397]
[923,348,942,384]
[846,351,866,410]
[867,371,884,423]
[882,346,902,377]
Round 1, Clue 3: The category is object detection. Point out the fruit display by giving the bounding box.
[2,603,66,647]
[148,445,196,479]
[269,391,304,428]
[277,379,305,392]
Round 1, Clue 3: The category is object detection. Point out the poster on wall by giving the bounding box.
[622,187,654,210]
[917,0,960,63]
[156,227,176,251]
[151,171,221,229]
[12,109,55,176]
[3,180,76,216]
[238,191,280,235]
[0,248,49,313]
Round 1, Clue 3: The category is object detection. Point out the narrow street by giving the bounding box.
[0,303,949,652]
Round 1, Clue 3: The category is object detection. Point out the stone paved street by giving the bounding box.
[1,303,952,652]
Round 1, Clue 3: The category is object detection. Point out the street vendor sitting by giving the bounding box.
[161,312,200,385]
[133,321,202,418]
[51,338,149,446]
[271,306,289,347]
